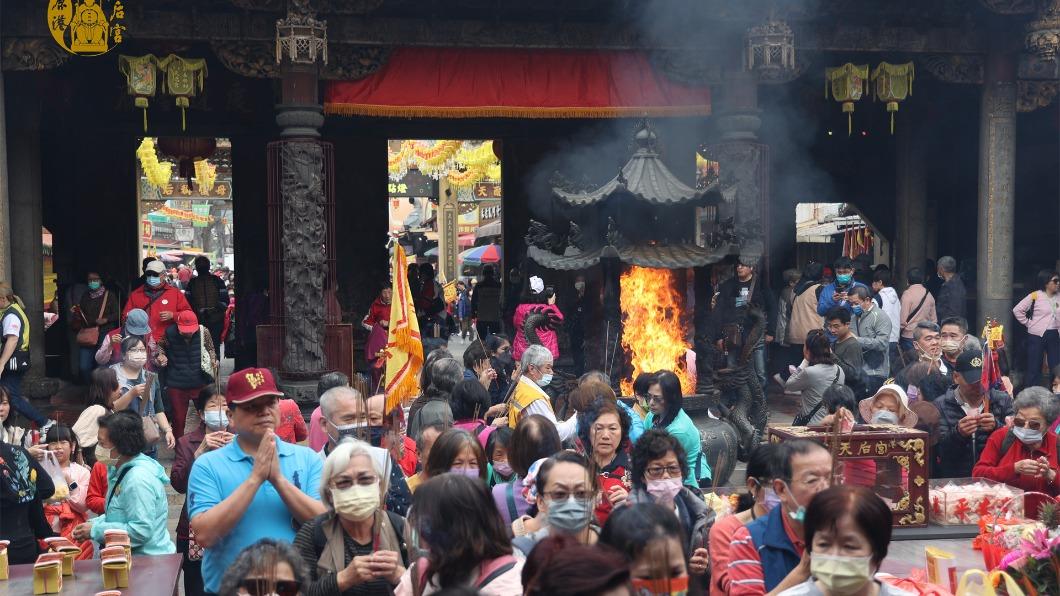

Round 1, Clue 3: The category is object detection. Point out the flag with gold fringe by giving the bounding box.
[384,244,423,414]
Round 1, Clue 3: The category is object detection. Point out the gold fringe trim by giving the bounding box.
[324,102,711,119]
[384,325,423,414]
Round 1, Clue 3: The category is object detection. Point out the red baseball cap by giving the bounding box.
[176,311,199,334]
[226,367,284,405]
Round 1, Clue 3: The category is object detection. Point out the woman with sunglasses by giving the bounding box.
[644,370,711,487]
[1013,270,1060,389]
[973,386,1060,516]
[511,451,599,558]
[600,503,690,596]
[219,538,307,596]
[627,429,713,590]
[293,439,407,596]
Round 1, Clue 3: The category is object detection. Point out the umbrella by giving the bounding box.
[459,244,502,266]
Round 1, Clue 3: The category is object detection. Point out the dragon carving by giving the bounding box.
[713,306,769,459]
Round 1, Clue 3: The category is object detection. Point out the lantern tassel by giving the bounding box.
[891,112,895,135]
[143,108,148,132]
[182,107,186,131]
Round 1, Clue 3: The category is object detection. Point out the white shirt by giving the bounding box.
[518,377,578,441]
[2,312,20,338]
[878,286,901,342]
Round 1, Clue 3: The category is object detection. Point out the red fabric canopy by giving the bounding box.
[325,48,710,119]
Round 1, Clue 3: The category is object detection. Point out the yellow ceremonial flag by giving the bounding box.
[384,245,424,414]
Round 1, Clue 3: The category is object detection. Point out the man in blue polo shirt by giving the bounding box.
[188,367,326,595]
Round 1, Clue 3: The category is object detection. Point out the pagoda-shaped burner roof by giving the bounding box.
[554,123,718,206]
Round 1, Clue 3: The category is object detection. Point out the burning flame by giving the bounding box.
[619,266,695,396]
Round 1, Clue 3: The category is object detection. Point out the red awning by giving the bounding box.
[325,48,710,119]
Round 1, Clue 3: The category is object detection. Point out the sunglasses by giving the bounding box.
[239,579,301,596]
[1013,418,1044,431]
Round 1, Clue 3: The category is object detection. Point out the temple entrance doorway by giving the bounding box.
[794,203,890,273]
[387,139,503,345]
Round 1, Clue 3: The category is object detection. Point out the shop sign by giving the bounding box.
[473,182,502,199]
[141,220,152,239]
[48,0,127,56]
[158,179,232,200]
[478,201,502,224]
[388,170,436,197]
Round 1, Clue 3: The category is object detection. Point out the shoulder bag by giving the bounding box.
[791,367,841,426]
[139,371,161,446]
[76,292,109,348]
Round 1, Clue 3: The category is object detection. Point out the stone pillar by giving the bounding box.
[0,9,12,281]
[976,51,1017,334]
[894,117,927,291]
[275,7,328,382]
[708,71,771,272]
[7,86,45,375]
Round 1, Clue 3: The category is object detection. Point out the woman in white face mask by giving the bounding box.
[108,336,175,452]
[776,485,910,596]
[293,438,407,594]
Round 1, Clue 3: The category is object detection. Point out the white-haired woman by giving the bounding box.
[293,438,408,595]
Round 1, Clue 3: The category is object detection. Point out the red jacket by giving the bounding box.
[86,462,108,515]
[973,426,1060,516]
[122,283,192,341]
[276,399,308,444]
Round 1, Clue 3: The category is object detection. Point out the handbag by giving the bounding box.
[198,325,214,378]
[76,292,108,348]
[791,368,842,426]
[139,371,161,446]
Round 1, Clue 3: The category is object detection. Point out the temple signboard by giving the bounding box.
[473,182,502,200]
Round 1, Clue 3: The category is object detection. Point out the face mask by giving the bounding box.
[204,409,229,430]
[574,281,586,292]
[758,487,784,511]
[646,478,683,505]
[493,461,513,477]
[125,352,148,368]
[836,274,853,285]
[450,467,481,479]
[781,481,807,523]
[825,330,838,344]
[547,496,593,533]
[1014,425,1045,445]
[536,373,553,387]
[810,553,873,595]
[146,276,162,288]
[328,419,363,444]
[95,445,117,468]
[851,305,863,316]
[88,281,101,291]
[367,425,386,446]
[631,576,689,596]
[940,339,961,355]
[871,410,900,425]
[332,483,380,522]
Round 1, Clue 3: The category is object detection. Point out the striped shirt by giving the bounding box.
[727,514,805,595]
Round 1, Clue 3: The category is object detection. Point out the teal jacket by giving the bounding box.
[645,409,711,487]
[90,453,176,555]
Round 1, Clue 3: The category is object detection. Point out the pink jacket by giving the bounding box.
[1013,290,1060,337]
[899,284,937,339]
[511,303,563,361]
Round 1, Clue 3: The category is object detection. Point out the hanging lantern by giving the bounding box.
[871,62,914,134]
[159,55,207,131]
[118,55,159,132]
[156,137,217,182]
[745,17,796,84]
[826,63,869,136]
[275,12,328,65]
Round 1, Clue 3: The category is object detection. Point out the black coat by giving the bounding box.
[936,275,968,323]
[933,387,1013,479]
[161,325,213,389]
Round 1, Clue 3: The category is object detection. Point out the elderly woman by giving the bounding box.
[219,538,308,596]
[644,370,711,487]
[858,384,918,427]
[974,386,1060,516]
[293,439,407,595]
[71,410,175,554]
[776,486,908,596]
[575,398,632,525]
[407,358,461,441]
[628,429,713,587]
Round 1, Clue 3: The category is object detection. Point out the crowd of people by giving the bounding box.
[7,250,1060,595]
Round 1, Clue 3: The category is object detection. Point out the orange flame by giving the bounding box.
[619,266,695,396]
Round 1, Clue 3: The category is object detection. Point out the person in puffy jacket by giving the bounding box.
[71,410,175,555]
[512,276,563,362]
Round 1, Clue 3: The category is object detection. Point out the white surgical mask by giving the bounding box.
[204,409,229,430]
[125,351,148,368]
[871,410,900,425]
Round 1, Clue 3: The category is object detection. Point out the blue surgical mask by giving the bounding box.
[536,373,553,387]
[871,410,900,425]
[782,481,807,522]
[547,496,593,533]
[204,409,229,430]
[836,274,853,285]
[146,275,162,288]
[1014,425,1045,445]
[852,305,863,316]
[88,281,101,291]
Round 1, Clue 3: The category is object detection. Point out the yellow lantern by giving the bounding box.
[118,55,159,132]
[825,63,869,136]
[871,62,914,134]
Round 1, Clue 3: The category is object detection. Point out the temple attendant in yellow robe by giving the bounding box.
[504,345,577,440]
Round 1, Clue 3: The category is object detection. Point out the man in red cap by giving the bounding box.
[187,367,325,595]
[155,311,217,439]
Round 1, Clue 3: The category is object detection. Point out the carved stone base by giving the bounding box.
[276,378,323,405]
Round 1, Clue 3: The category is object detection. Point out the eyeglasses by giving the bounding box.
[645,465,683,480]
[1051,278,1060,284]
[1013,418,1044,431]
[239,579,301,596]
[544,490,594,502]
[647,394,665,404]
[332,475,380,490]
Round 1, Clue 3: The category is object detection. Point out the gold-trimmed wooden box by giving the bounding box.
[768,424,929,528]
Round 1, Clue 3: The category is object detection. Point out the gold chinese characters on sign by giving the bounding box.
[48,0,127,56]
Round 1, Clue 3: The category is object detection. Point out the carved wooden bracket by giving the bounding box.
[1017,80,1059,111]
[212,41,390,80]
[2,38,68,71]
[919,54,984,84]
